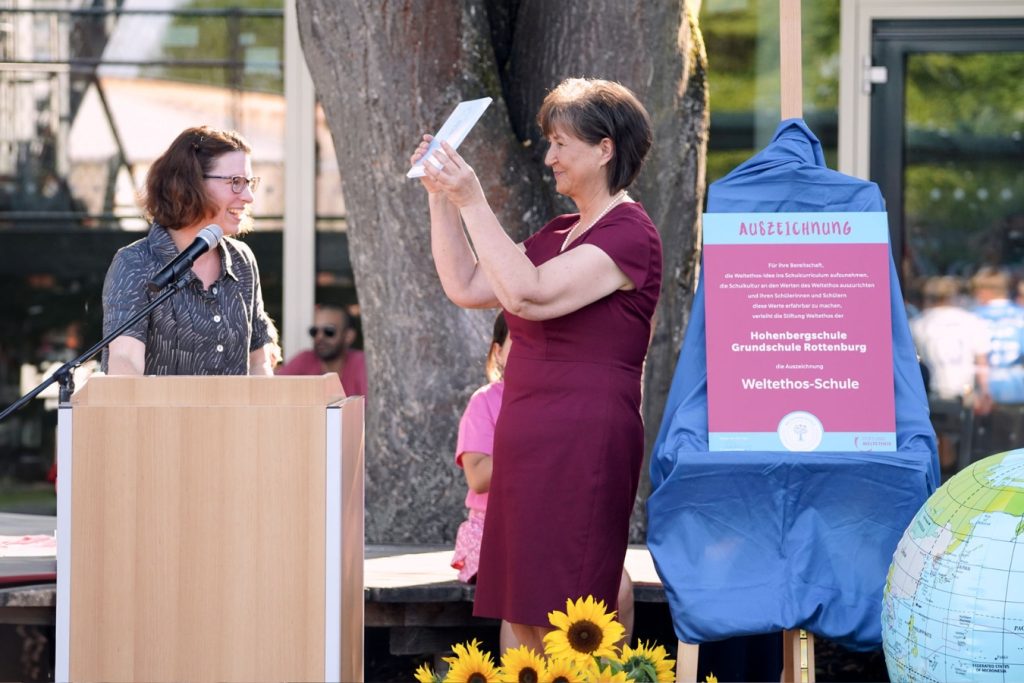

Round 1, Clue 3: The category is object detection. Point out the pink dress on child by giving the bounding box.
[451,381,504,582]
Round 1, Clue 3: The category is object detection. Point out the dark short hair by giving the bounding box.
[485,311,509,382]
[491,311,508,346]
[316,303,352,330]
[142,125,251,230]
[537,78,653,193]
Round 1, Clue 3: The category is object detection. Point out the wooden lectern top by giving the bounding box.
[72,374,345,407]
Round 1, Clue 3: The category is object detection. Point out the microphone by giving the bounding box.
[147,225,224,292]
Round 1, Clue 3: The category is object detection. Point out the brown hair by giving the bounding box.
[969,266,1012,297]
[142,125,251,229]
[485,312,509,382]
[921,276,961,304]
[537,78,652,193]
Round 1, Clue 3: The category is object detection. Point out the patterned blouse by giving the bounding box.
[101,224,273,375]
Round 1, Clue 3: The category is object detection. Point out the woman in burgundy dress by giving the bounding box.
[412,78,662,651]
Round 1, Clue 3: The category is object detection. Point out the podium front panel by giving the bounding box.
[56,376,363,683]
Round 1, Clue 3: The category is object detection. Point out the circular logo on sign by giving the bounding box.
[777,411,824,451]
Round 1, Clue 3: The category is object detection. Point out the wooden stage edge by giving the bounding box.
[364,543,666,603]
[364,544,666,659]
[1,531,667,664]
[0,540,666,623]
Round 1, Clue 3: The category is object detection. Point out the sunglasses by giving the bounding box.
[203,174,261,194]
[308,325,338,338]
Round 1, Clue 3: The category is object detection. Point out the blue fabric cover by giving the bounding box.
[647,119,939,650]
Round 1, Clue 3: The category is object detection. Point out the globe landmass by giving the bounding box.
[882,449,1024,682]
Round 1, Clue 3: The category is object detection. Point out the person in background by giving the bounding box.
[1015,278,1024,309]
[102,125,274,376]
[277,303,368,396]
[413,77,661,651]
[910,275,991,469]
[450,312,516,652]
[969,267,1024,457]
[451,312,511,586]
[970,267,1024,404]
[451,312,635,652]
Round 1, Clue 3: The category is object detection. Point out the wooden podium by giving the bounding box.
[54,375,364,682]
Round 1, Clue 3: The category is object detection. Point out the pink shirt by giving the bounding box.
[456,381,504,512]
[277,348,368,397]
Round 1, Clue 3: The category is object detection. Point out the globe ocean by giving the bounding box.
[882,449,1024,682]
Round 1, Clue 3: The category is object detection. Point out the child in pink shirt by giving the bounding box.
[451,313,510,582]
[450,312,635,650]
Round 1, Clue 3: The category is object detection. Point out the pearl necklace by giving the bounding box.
[560,190,629,252]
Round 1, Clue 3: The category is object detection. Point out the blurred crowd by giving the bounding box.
[909,267,1024,470]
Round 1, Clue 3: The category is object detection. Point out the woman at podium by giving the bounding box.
[100,125,275,376]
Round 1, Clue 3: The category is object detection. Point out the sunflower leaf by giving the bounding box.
[599,656,625,673]
[624,661,659,682]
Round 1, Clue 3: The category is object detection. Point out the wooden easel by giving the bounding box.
[674,1,815,680]
[779,0,802,120]
[676,631,816,683]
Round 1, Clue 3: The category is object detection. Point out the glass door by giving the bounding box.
[870,19,1024,280]
[869,19,1024,469]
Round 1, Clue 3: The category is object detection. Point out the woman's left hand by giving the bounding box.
[424,142,486,209]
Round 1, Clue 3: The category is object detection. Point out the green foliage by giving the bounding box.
[623,658,660,682]
[700,4,758,112]
[906,52,1024,136]
[701,0,840,113]
[905,160,1024,276]
[700,1,1023,283]
[801,0,841,110]
[0,484,56,515]
[901,51,1024,276]
[706,148,754,185]
[140,0,284,94]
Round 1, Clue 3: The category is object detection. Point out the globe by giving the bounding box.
[882,449,1024,682]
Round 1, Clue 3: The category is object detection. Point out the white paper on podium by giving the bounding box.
[407,97,492,178]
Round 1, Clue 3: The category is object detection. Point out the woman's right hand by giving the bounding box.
[424,141,487,210]
[410,134,443,194]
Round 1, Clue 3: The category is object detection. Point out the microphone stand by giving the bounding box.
[0,277,189,422]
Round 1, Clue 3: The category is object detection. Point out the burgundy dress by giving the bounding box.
[473,202,662,626]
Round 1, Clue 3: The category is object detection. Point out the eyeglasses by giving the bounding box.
[203,174,261,194]
[308,325,338,338]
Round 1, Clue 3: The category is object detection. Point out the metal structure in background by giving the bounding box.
[0,1,286,228]
[0,1,347,498]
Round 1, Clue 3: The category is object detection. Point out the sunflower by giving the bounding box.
[619,640,675,682]
[545,656,585,683]
[443,639,501,683]
[500,645,546,683]
[544,596,625,662]
[583,658,629,683]
[415,661,442,683]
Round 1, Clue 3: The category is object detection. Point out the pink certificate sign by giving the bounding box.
[703,212,895,452]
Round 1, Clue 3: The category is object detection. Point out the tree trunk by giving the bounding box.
[297,0,707,543]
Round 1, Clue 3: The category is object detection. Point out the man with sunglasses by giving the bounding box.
[277,304,367,397]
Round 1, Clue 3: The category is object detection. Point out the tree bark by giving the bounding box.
[297,0,707,543]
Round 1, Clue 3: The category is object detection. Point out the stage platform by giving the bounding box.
[0,513,667,664]
[364,543,666,658]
